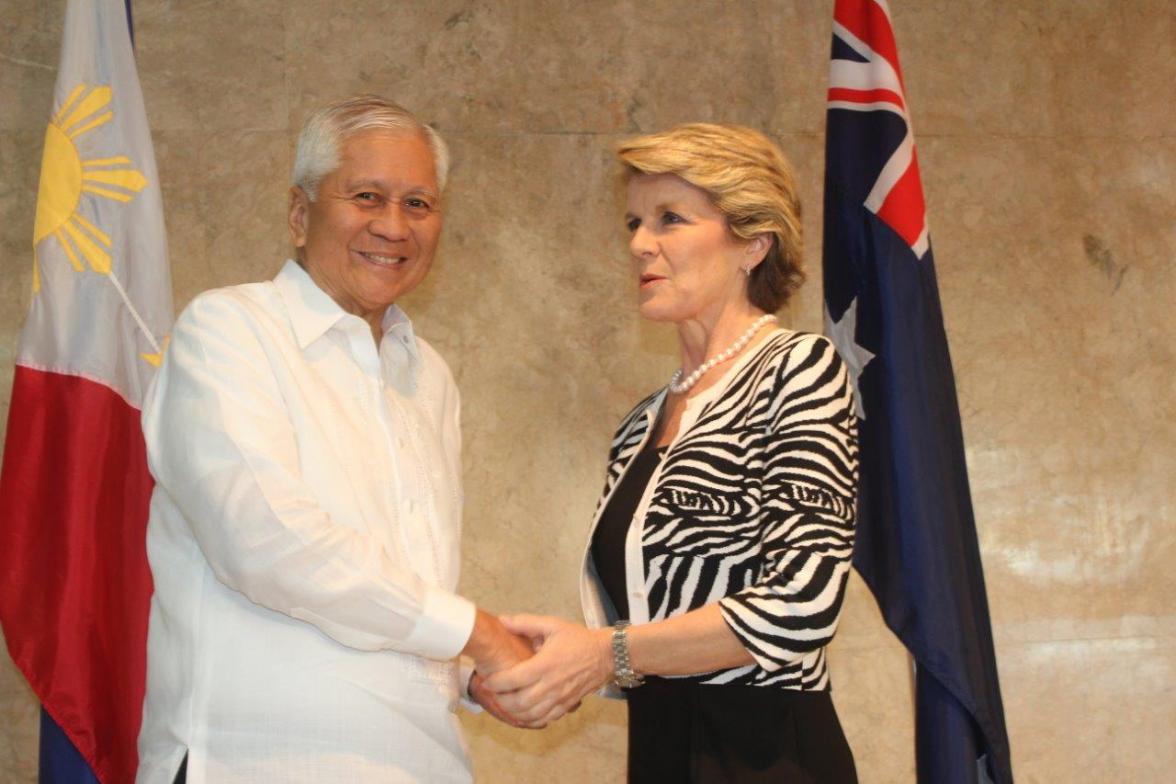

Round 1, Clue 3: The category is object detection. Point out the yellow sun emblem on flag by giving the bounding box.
[32,83,164,367]
[33,83,147,289]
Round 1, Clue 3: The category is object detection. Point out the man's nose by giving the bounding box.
[368,203,411,240]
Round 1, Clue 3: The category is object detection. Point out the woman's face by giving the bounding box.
[625,173,762,325]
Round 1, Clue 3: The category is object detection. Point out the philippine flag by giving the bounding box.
[0,1,172,781]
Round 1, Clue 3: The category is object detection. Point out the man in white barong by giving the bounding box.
[137,95,527,784]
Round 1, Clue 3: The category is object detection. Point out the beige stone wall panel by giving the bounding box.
[0,3,64,131]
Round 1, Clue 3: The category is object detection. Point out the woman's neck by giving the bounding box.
[676,304,771,377]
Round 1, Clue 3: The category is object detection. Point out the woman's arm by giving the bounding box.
[628,603,754,674]
[716,334,859,674]
[485,604,754,727]
[484,606,752,728]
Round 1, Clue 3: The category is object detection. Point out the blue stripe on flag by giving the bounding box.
[124,0,135,48]
[39,708,101,784]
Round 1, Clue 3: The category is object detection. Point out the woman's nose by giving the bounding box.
[629,225,656,258]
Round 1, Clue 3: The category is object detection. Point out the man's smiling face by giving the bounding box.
[289,129,443,325]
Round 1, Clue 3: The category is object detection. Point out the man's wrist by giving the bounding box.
[408,589,477,661]
[461,608,495,662]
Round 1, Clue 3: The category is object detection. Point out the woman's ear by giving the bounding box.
[745,233,771,267]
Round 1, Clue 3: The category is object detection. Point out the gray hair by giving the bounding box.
[291,95,451,200]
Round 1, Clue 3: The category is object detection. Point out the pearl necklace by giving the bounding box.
[669,314,777,394]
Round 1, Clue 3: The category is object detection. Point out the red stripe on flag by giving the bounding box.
[827,87,905,109]
[875,151,928,248]
[834,0,906,88]
[0,366,153,784]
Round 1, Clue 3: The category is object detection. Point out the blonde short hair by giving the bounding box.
[616,123,804,312]
[292,95,450,200]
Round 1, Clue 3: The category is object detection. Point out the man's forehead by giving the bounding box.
[335,130,437,190]
[341,128,431,157]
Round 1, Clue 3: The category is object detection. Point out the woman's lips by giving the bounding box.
[639,275,666,288]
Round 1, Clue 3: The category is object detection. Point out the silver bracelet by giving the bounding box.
[611,620,644,689]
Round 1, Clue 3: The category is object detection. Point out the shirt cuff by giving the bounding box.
[402,587,476,661]
[458,659,483,714]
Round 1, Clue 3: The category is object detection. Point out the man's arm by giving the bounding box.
[145,292,476,660]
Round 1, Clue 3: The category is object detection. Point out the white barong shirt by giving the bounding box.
[137,260,476,783]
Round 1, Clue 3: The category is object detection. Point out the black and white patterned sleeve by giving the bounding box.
[717,334,859,672]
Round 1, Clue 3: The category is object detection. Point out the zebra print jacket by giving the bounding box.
[580,330,859,690]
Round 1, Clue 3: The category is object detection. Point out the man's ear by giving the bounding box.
[288,186,310,249]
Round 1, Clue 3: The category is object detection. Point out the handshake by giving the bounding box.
[462,609,616,729]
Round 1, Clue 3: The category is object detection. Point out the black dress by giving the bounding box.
[592,435,858,784]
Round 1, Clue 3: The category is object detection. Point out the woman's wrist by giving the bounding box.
[591,627,611,686]
[608,621,645,688]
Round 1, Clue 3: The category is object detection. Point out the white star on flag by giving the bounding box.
[824,296,874,419]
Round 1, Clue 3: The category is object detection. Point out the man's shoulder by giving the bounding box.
[175,279,284,334]
[414,335,458,388]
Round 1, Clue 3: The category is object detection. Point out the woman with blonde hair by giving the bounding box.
[488,124,859,782]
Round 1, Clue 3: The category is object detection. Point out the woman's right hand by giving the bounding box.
[483,615,613,728]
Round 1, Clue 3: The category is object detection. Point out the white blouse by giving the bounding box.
[137,260,475,783]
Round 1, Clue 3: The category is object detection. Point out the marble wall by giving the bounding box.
[2,1,1173,782]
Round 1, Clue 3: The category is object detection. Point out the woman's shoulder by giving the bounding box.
[616,386,663,429]
[739,329,850,414]
[758,329,845,373]
[732,329,840,382]
[761,327,837,356]
[607,387,664,451]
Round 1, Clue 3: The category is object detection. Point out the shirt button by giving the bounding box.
[396,437,407,449]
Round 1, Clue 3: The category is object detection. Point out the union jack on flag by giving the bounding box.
[821,1,1014,783]
[827,0,929,258]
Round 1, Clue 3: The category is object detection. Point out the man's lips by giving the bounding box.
[355,250,409,267]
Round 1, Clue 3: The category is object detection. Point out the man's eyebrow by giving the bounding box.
[342,177,438,198]
[341,177,387,190]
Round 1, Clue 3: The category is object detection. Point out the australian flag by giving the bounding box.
[821,1,1014,782]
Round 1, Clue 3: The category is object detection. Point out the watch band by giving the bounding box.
[611,620,644,689]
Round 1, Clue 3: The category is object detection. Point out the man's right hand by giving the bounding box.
[461,609,536,728]
[463,608,535,675]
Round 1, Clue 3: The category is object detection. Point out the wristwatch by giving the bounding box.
[611,620,644,689]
